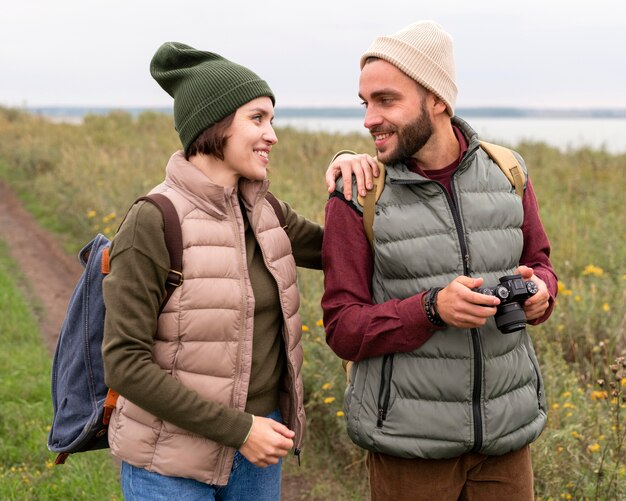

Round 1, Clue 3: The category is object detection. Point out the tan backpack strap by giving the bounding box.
[357,159,386,250]
[135,194,184,313]
[265,191,287,230]
[479,141,525,198]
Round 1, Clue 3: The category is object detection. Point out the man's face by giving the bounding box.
[359,59,433,164]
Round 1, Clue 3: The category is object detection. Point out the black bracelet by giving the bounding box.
[424,287,445,327]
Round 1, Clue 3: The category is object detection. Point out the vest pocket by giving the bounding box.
[529,354,543,406]
[376,354,395,427]
[523,337,544,409]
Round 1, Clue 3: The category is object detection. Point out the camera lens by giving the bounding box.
[495,302,527,334]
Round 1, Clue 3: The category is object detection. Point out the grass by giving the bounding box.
[0,106,624,499]
[0,239,122,500]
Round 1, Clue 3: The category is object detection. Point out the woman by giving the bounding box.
[102,42,326,500]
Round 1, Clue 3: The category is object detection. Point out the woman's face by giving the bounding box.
[221,96,277,183]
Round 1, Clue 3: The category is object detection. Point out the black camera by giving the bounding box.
[475,274,538,334]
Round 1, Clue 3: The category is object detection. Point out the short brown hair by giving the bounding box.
[185,112,235,160]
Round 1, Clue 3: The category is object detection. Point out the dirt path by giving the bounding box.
[0,180,313,500]
[0,181,81,353]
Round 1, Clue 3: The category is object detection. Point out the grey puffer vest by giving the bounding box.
[344,118,546,459]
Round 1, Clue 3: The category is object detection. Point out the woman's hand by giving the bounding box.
[325,153,380,200]
[238,416,295,467]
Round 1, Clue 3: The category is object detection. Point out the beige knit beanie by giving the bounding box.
[360,20,457,116]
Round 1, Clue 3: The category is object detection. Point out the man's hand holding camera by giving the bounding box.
[436,276,500,329]
[515,265,550,321]
[436,266,548,331]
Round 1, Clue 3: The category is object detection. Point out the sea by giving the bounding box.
[29,106,626,155]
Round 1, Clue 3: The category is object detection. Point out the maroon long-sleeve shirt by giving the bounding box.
[322,132,558,362]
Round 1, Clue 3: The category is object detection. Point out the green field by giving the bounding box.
[0,240,122,500]
[0,107,624,500]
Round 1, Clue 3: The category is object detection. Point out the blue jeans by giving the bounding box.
[121,410,283,501]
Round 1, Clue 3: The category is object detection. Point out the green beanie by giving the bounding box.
[150,42,275,153]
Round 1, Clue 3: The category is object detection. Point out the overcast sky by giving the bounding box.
[2,0,624,110]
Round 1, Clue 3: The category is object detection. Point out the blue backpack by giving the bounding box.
[47,194,183,464]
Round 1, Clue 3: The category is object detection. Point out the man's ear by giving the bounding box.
[431,93,447,115]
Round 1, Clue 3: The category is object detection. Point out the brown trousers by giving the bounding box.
[367,446,534,501]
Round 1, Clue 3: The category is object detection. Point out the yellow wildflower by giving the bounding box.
[571,431,582,439]
[102,212,117,223]
[562,289,573,296]
[602,303,610,312]
[316,319,324,327]
[621,378,626,388]
[557,281,567,293]
[561,391,572,398]
[574,295,581,302]
[562,402,575,409]
[323,397,335,404]
[582,264,604,277]
[336,411,344,417]
[86,209,97,219]
[552,403,560,410]
[301,325,309,332]
[590,390,608,400]
[322,383,331,390]
[587,443,601,453]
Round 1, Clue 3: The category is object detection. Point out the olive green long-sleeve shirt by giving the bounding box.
[102,197,322,449]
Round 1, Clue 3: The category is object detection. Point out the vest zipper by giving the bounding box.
[470,328,483,452]
[376,354,395,427]
[447,177,485,454]
[249,194,305,452]
[223,195,250,478]
[228,195,247,412]
[394,173,484,451]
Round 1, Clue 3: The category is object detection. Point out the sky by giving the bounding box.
[2,0,625,110]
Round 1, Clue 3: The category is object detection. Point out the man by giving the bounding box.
[322,21,557,500]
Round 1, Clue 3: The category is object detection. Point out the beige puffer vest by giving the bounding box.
[108,152,305,486]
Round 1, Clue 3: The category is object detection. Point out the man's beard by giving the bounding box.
[375,103,433,164]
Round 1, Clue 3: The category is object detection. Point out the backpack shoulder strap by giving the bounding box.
[479,140,525,198]
[356,158,386,251]
[265,191,287,230]
[100,194,182,434]
[135,194,183,312]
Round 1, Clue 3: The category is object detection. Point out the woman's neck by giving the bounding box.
[188,153,238,188]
